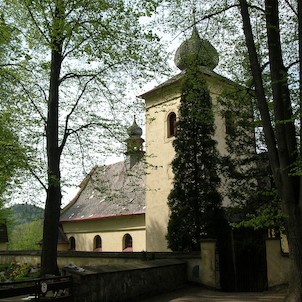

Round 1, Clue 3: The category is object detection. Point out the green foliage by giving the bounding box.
[234,204,285,232]
[8,220,43,251]
[0,112,29,217]
[0,0,168,199]
[219,89,284,232]
[167,63,223,252]
[6,204,44,251]
[0,262,40,281]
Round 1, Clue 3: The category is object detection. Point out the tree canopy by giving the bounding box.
[1,0,167,275]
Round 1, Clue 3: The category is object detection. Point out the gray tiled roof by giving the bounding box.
[60,160,145,222]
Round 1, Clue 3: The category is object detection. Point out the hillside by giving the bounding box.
[8,204,44,226]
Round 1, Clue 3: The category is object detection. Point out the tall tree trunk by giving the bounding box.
[265,2,302,300]
[238,0,281,187]
[239,0,302,300]
[40,1,64,276]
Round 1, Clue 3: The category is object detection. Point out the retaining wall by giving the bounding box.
[64,259,187,302]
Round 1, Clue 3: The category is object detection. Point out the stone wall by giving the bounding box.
[0,251,201,283]
[64,259,187,302]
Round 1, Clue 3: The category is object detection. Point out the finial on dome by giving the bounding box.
[192,6,196,26]
[174,26,219,70]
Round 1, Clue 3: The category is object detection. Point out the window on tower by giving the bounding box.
[225,111,235,136]
[167,112,177,138]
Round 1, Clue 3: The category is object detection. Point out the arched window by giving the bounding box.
[225,111,235,136]
[94,235,102,252]
[123,233,133,252]
[69,236,76,251]
[167,112,176,138]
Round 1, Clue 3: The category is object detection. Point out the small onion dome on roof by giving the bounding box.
[127,117,143,138]
[174,27,219,70]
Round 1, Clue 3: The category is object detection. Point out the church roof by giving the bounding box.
[139,67,237,100]
[60,160,145,222]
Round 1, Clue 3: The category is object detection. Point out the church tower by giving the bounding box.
[125,116,145,168]
[141,28,236,251]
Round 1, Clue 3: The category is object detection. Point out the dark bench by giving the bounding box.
[0,275,73,301]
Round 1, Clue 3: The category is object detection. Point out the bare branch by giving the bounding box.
[24,2,50,44]
[27,164,47,192]
[35,83,48,103]
[179,3,265,35]
[193,4,239,27]
[249,5,266,14]
[0,63,22,68]
[58,60,122,155]
[63,2,91,52]
[69,121,121,140]
[286,60,299,71]
[284,0,298,16]
[37,0,52,35]
[6,71,47,124]
[59,71,96,84]
[59,119,122,157]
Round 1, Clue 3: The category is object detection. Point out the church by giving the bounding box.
[60,27,254,253]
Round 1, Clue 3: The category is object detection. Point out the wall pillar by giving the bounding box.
[266,238,289,288]
[200,239,220,289]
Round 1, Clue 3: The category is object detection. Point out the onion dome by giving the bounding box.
[174,27,219,70]
[127,117,143,138]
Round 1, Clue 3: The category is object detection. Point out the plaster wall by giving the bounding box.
[144,74,231,252]
[0,243,7,251]
[266,239,289,288]
[62,214,145,252]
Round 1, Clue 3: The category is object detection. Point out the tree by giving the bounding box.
[0,113,28,221]
[219,89,284,233]
[167,46,223,251]
[3,0,166,276]
[238,1,302,300]
[8,220,43,251]
[0,8,30,216]
[162,0,300,299]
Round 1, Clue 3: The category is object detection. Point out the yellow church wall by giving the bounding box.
[62,214,145,252]
[0,242,7,251]
[145,96,178,252]
[144,72,237,252]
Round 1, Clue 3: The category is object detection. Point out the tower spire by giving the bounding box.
[192,5,196,27]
